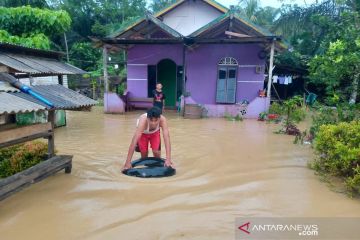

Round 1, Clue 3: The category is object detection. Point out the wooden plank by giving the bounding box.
[129,97,153,102]
[0,122,52,146]
[0,155,72,201]
[225,31,251,38]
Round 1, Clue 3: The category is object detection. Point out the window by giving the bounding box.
[216,57,238,103]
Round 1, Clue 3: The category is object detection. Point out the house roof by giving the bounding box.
[110,13,183,39]
[188,11,274,38]
[0,92,46,115]
[154,0,227,18]
[0,73,97,112]
[0,81,19,92]
[111,0,227,39]
[0,42,86,77]
[10,85,97,110]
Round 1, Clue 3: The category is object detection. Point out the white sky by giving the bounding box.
[147,0,318,8]
[217,0,317,8]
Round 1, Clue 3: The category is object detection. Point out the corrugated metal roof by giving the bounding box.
[0,53,86,75]
[0,81,19,92]
[11,84,97,110]
[0,92,46,115]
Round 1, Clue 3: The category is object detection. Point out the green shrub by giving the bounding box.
[312,121,360,196]
[268,102,283,115]
[0,141,48,178]
[310,103,360,137]
[271,96,306,135]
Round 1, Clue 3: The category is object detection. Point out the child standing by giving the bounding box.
[152,83,166,113]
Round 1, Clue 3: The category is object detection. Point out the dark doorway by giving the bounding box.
[157,59,177,107]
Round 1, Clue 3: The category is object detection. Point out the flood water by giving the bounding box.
[1,107,360,240]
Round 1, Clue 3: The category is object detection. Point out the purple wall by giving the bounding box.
[127,44,266,104]
[186,44,265,104]
[127,44,183,98]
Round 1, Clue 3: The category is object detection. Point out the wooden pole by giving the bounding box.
[267,41,275,100]
[64,33,69,62]
[103,46,109,93]
[47,110,55,158]
[182,45,187,116]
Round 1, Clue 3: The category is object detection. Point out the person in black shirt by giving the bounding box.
[152,83,166,113]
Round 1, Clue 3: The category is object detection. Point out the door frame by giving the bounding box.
[156,58,178,108]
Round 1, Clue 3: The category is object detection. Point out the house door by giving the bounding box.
[157,59,177,107]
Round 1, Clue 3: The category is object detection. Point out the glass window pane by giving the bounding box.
[219,69,226,79]
[228,68,236,79]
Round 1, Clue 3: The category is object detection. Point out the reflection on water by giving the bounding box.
[1,107,360,240]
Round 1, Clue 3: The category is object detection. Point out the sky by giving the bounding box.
[147,0,318,8]
[216,0,317,8]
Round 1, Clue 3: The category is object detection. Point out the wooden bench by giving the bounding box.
[128,97,153,110]
[0,155,72,201]
[0,112,72,201]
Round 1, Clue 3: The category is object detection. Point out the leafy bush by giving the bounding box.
[312,121,360,196]
[0,141,48,178]
[268,102,283,115]
[0,30,50,49]
[310,103,360,137]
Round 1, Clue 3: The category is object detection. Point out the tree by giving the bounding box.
[150,0,176,13]
[0,6,71,37]
[69,42,101,71]
[0,0,48,8]
[309,21,360,103]
[0,6,71,49]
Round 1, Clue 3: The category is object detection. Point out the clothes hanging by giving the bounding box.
[273,75,278,83]
[278,76,285,84]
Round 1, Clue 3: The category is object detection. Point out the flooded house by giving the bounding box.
[100,0,286,117]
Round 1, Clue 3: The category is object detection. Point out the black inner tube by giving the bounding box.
[123,157,176,178]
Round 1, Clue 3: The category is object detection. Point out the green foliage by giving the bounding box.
[0,30,50,49]
[282,96,306,126]
[0,6,71,37]
[312,121,360,196]
[55,0,147,40]
[0,0,49,8]
[150,0,176,13]
[310,103,360,137]
[268,102,283,115]
[269,96,306,135]
[309,37,360,102]
[69,42,101,71]
[0,141,48,178]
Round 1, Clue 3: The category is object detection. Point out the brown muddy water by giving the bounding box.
[1,107,360,240]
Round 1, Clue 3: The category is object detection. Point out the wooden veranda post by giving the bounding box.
[103,46,109,93]
[267,40,275,99]
[182,44,186,116]
[47,110,55,158]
